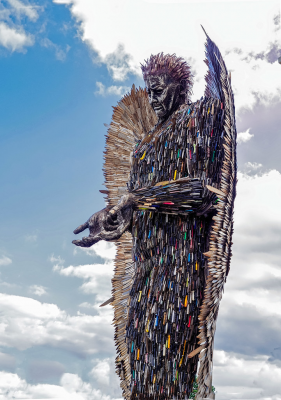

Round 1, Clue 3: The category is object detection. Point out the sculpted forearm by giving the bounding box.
[131,178,217,215]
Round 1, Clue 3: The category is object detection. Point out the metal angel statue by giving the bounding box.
[72,28,237,400]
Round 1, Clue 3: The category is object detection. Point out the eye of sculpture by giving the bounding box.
[72,27,237,400]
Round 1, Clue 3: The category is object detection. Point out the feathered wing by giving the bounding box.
[196,28,237,398]
[103,85,157,399]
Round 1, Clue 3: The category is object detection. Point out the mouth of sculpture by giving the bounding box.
[153,104,164,114]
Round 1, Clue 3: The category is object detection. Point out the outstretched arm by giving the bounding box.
[72,179,221,248]
[131,177,223,215]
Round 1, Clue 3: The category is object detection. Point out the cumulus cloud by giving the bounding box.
[90,359,111,386]
[0,370,121,399]
[41,38,70,61]
[53,0,281,112]
[95,81,130,97]
[224,46,281,112]
[0,255,12,266]
[49,254,65,271]
[59,242,116,298]
[0,293,114,355]
[241,161,264,176]
[0,0,40,53]
[57,262,114,297]
[75,241,116,260]
[211,170,281,398]
[6,0,40,21]
[79,301,94,308]
[213,351,281,400]
[0,22,34,52]
[237,128,254,144]
[245,161,262,171]
[29,285,47,296]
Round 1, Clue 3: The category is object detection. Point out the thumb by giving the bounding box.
[73,221,89,235]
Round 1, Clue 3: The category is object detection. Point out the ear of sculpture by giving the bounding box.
[179,79,187,104]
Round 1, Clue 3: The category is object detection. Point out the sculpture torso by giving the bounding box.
[125,97,225,399]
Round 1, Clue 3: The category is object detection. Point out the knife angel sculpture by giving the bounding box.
[73,29,237,400]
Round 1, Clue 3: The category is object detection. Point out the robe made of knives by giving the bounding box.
[125,97,225,399]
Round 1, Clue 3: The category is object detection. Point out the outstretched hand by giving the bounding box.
[72,193,135,248]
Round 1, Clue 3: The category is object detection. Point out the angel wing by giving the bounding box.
[196,28,237,399]
[103,85,157,399]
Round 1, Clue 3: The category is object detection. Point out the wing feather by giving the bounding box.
[103,85,156,399]
[196,28,237,399]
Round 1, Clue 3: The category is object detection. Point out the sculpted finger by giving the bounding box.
[73,221,89,235]
[100,220,130,241]
[72,235,99,247]
[103,214,122,231]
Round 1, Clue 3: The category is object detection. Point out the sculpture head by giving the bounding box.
[141,53,193,123]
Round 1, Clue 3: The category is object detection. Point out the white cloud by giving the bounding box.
[213,351,281,400]
[210,170,281,398]
[41,38,70,61]
[90,359,111,386]
[6,0,40,21]
[49,254,65,271]
[0,370,121,399]
[53,0,281,112]
[0,293,114,354]
[79,302,94,308]
[29,285,47,296]
[237,128,254,144]
[95,81,130,97]
[225,47,281,112]
[0,256,12,266]
[57,262,114,297]
[77,241,116,260]
[62,243,116,298]
[0,22,34,52]
[244,161,263,171]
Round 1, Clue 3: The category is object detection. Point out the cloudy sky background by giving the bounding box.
[0,0,281,398]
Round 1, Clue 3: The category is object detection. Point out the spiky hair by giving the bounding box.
[141,52,194,102]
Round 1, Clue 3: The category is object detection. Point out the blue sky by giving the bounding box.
[0,0,140,308]
[0,0,281,399]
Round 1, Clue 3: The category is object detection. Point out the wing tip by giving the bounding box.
[201,25,208,38]
[99,296,114,307]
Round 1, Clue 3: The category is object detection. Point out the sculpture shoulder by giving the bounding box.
[174,96,220,125]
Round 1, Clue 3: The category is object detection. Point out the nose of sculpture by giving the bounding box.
[148,89,158,106]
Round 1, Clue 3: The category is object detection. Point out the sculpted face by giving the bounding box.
[145,74,182,122]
